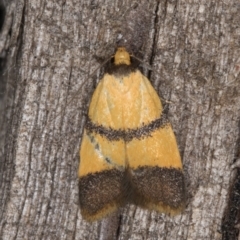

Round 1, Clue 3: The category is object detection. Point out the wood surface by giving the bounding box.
[0,0,240,239]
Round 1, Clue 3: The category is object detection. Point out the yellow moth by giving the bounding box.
[78,47,185,221]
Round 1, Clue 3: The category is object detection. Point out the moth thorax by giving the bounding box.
[114,47,131,65]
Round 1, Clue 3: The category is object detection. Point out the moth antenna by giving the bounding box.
[48,54,114,123]
[130,54,153,70]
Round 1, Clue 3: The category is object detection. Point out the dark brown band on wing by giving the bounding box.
[131,166,185,209]
[79,169,125,220]
[79,166,185,220]
[85,111,169,142]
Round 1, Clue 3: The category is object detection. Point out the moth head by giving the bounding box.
[114,47,131,66]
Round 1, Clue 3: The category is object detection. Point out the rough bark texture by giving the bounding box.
[0,0,240,239]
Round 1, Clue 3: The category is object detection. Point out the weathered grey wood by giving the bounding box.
[0,0,240,239]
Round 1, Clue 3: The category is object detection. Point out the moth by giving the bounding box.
[78,47,185,221]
